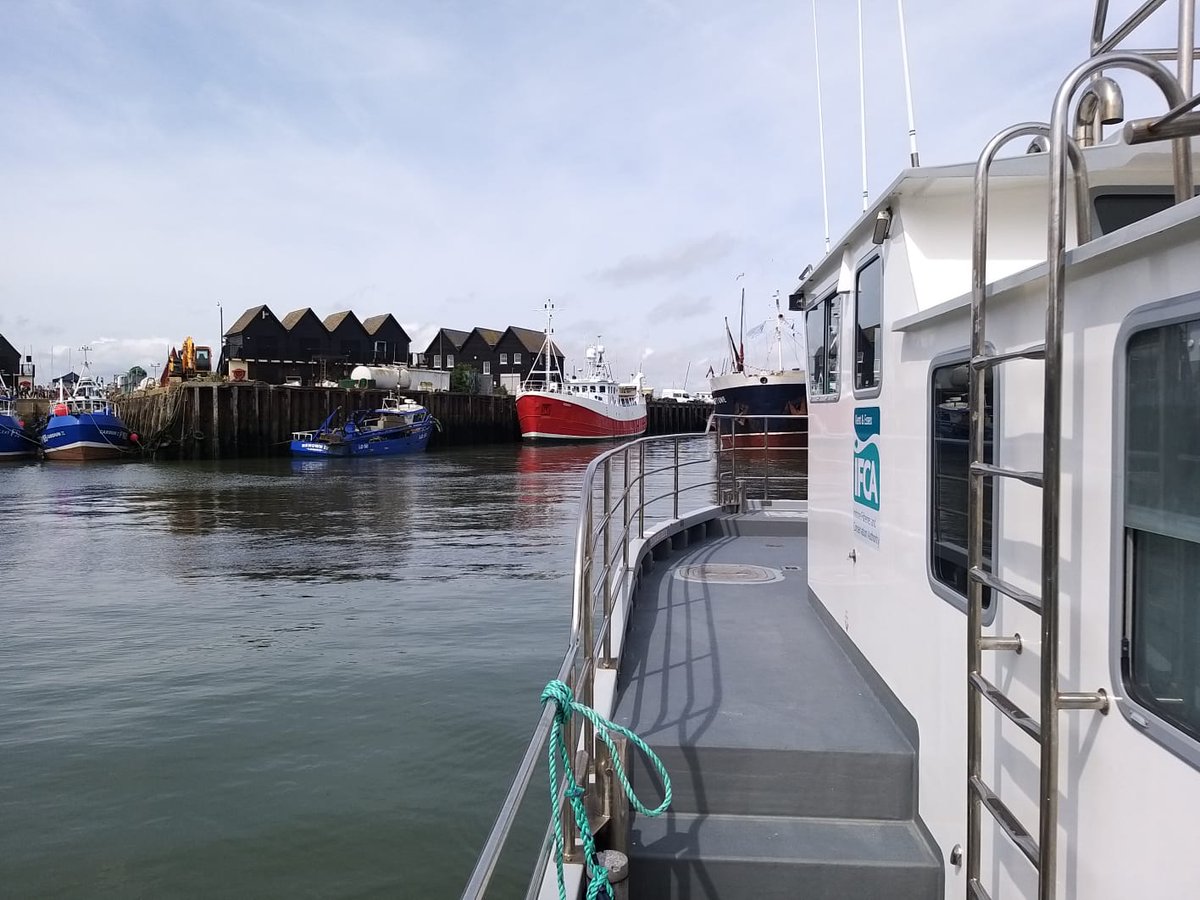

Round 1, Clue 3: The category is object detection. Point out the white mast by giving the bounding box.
[896,0,920,166]
[811,0,832,253]
[857,0,869,212]
[543,300,554,388]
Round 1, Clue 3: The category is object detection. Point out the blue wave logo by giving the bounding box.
[853,407,880,512]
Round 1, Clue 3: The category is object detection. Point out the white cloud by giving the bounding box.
[0,1,1124,387]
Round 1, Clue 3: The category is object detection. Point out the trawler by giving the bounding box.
[464,3,1200,898]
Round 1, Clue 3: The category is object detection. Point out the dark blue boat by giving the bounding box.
[0,375,36,460]
[290,395,435,458]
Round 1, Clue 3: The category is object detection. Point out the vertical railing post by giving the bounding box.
[762,415,770,500]
[638,444,645,538]
[602,457,613,668]
[730,417,738,504]
[672,437,680,519]
[622,447,631,571]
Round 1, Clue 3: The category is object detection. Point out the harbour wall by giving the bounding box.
[118,384,710,459]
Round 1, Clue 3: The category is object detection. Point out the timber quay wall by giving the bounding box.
[118,384,710,459]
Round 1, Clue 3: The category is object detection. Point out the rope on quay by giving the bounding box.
[540,679,672,900]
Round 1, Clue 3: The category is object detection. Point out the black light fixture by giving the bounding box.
[872,208,893,245]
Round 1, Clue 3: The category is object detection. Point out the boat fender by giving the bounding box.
[130,433,140,443]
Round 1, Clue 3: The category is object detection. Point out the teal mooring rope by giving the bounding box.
[540,679,672,900]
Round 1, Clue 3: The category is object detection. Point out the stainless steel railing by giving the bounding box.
[461,420,809,899]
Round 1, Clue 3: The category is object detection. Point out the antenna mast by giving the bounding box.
[811,0,832,253]
[857,0,869,211]
[896,0,920,166]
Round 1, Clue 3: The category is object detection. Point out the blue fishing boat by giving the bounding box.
[41,356,134,461]
[290,394,435,458]
[0,374,36,460]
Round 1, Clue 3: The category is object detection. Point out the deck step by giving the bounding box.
[629,813,941,900]
[629,743,915,819]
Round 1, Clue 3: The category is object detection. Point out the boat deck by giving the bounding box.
[612,508,942,899]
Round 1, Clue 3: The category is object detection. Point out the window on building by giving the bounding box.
[446,354,454,368]
[855,255,883,393]
[514,352,522,365]
[433,354,442,369]
[805,291,840,398]
[1124,317,1200,744]
[930,360,994,611]
[374,339,387,359]
[483,361,491,375]
[500,353,508,365]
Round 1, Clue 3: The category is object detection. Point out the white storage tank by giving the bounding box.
[349,365,411,390]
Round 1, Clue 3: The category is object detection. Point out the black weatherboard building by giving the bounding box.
[363,314,411,365]
[459,328,504,388]
[0,332,18,384]
[420,328,469,369]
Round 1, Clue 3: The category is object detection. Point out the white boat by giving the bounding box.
[516,302,647,441]
[466,3,1200,899]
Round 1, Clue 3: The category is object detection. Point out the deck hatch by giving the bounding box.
[673,563,784,584]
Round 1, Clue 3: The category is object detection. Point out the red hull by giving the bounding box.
[516,394,646,441]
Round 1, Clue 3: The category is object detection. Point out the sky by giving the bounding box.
[0,0,1181,387]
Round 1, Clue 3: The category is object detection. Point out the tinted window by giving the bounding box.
[855,256,882,391]
[806,292,840,396]
[1124,319,1200,742]
[1095,193,1174,235]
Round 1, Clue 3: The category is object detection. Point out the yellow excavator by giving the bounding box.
[161,337,213,385]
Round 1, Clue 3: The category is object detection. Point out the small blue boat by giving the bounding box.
[0,375,36,460]
[290,394,435,458]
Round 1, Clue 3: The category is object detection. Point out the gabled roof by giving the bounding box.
[0,331,17,358]
[323,310,364,332]
[470,327,504,347]
[226,304,273,336]
[363,313,402,335]
[427,328,470,350]
[506,325,562,357]
[281,307,322,330]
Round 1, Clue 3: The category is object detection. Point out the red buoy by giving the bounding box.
[53,403,68,417]
[130,433,140,443]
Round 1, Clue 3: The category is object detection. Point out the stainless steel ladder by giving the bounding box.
[965,123,1105,900]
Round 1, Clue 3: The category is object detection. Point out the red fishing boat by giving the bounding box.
[516,303,647,441]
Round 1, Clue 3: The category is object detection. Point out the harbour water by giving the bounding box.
[0,441,715,899]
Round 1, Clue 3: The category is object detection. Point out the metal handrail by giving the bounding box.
[462,420,809,899]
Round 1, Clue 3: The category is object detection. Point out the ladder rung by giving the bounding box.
[969,672,1041,742]
[980,634,1022,652]
[969,775,1039,867]
[968,879,993,900]
[971,344,1046,369]
[969,462,1043,487]
[970,567,1042,614]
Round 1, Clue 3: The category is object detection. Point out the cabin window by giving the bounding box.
[930,359,994,613]
[805,290,840,399]
[514,352,522,366]
[1124,317,1200,745]
[500,353,508,365]
[855,255,883,394]
[483,362,491,375]
[1094,192,1174,235]
[446,354,454,368]
[433,354,442,369]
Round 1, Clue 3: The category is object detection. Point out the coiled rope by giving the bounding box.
[539,679,672,900]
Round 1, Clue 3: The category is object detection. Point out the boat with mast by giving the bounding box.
[515,302,647,441]
[709,287,807,448]
[41,346,134,461]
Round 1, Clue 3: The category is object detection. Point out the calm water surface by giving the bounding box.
[1,442,719,899]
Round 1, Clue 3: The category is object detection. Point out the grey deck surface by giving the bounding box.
[612,512,940,899]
